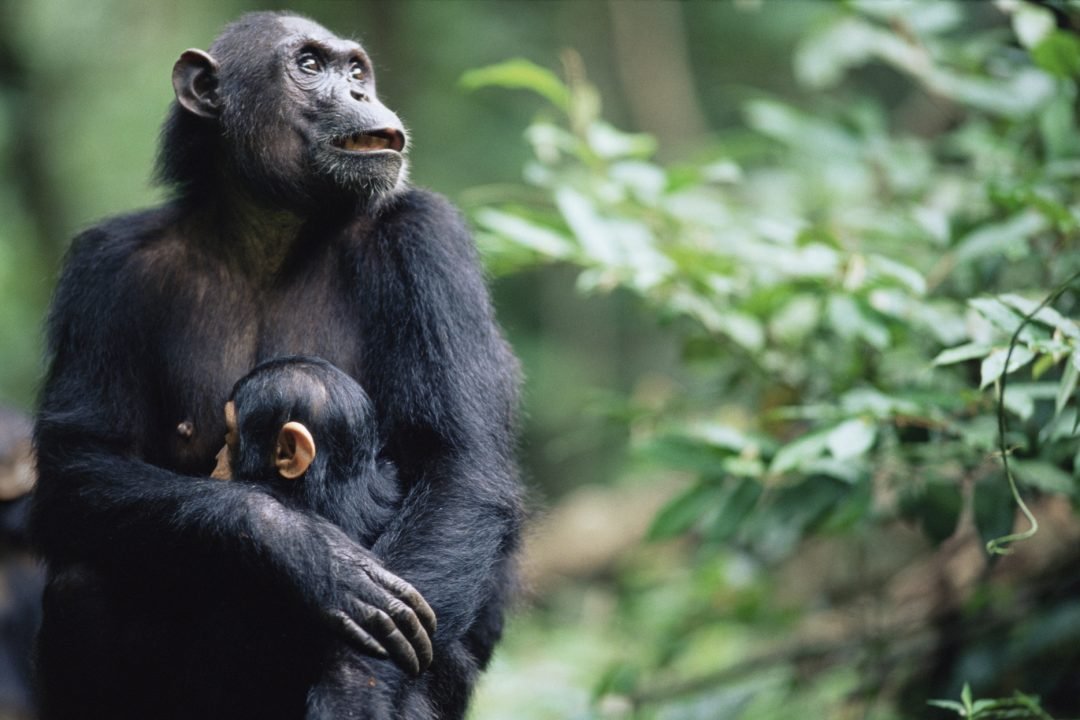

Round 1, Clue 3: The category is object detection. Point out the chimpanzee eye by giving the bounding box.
[349,61,366,82]
[297,50,323,74]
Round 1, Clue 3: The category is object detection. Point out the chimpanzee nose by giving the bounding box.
[351,88,369,103]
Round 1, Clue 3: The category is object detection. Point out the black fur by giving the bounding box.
[30,12,522,720]
[229,357,446,719]
[229,356,398,547]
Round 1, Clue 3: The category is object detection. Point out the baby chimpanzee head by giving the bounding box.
[214,356,380,487]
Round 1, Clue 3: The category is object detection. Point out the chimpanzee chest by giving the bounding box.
[152,250,366,474]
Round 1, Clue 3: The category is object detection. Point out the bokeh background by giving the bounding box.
[3,1,1080,719]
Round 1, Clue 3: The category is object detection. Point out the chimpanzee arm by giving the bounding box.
[355,189,524,645]
[31,225,434,674]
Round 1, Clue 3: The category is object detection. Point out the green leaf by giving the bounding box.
[1013,2,1056,48]
[1032,31,1080,78]
[954,212,1047,264]
[926,699,965,714]
[999,293,1080,338]
[648,482,726,541]
[554,187,617,265]
[1013,459,1076,495]
[769,430,830,476]
[586,122,657,160]
[685,423,751,453]
[929,66,1055,119]
[702,478,763,543]
[795,17,879,89]
[933,343,992,366]
[826,418,877,460]
[980,346,1036,389]
[473,209,577,260]
[981,348,1031,388]
[1003,384,1040,421]
[968,297,1029,337]
[1039,84,1080,160]
[1057,357,1079,418]
[459,59,570,111]
[827,295,889,349]
[867,255,927,294]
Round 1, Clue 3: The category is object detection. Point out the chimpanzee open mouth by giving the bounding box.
[333,128,405,153]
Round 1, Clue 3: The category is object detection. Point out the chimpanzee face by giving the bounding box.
[273,16,407,202]
[173,14,409,210]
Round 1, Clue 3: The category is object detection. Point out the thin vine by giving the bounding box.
[986,269,1080,556]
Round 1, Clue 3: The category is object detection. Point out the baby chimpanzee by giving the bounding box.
[213,356,436,718]
[213,356,400,548]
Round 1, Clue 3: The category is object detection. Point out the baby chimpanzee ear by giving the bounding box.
[275,422,316,479]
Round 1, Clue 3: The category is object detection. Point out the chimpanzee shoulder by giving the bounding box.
[46,206,186,335]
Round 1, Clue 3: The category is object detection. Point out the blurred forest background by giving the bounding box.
[3,0,1080,718]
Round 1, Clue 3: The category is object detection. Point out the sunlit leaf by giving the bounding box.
[702,160,742,184]
[474,208,577,259]
[999,293,1080,338]
[554,187,618,265]
[827,295,890,349]
[969,297,1031,338]
[795,17,879,89]
[459,59,570,111]
[954,211,1047,264]
[867,255,927,295]
[826,418,876,460]
[840,388,922,417]
[610,161,666,204]
[926,699,965,714]
[933,343,992,366]
[744,99,858,157]
[770,430,830,476]
[1003,384,1036,421]
[854,0,962,34]
[1012,2,1056,48]
[923,67,1055,119]
[716,312,765,353]
[980,346,1036,389]
[586,122,656,160]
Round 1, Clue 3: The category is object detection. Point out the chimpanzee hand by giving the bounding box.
[315,522,437,676]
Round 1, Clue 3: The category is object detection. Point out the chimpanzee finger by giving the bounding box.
[384,597,434,671]
[352,600,421,676]
[328,609,388,660]
[352,571,433,672]
[368,564,437,638]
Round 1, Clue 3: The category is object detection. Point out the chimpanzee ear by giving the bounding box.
[172,49,221,119]
[275,422,316,480]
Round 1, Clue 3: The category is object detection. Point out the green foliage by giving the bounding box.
[929,683,1054,720]
[467,1,1080,717]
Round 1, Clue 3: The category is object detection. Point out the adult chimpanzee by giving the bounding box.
[31,11,522,720]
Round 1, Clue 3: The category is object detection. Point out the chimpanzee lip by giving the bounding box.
[332,128,405,154]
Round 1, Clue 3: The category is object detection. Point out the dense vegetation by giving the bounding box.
[468,3,1080,719]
